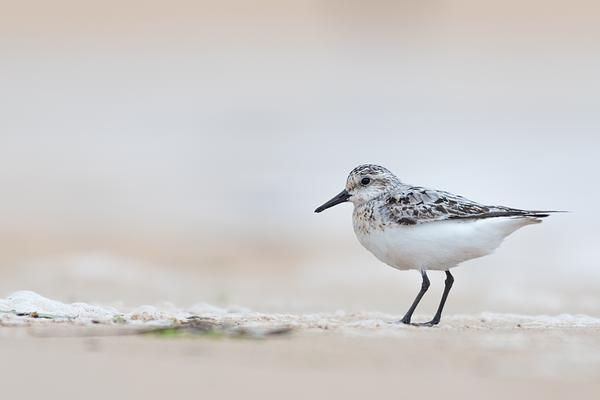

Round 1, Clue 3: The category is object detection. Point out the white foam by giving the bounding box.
[0,291,118,321]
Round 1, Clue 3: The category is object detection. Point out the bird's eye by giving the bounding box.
[360,177,371,185]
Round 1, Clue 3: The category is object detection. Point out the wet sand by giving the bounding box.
[1,290,600,400]
[2,321,600,400]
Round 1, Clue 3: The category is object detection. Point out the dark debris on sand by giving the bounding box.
[144,316,294,339]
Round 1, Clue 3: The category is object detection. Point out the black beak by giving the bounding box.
[315,190,351,213]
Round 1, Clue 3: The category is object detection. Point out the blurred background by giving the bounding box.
[0,0,598,316]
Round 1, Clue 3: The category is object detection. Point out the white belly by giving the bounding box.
[354,217,540,271]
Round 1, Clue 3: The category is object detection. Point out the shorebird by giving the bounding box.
[315,164,558,326]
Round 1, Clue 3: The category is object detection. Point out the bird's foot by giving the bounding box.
[410,318,440,327]
[399,315,412,325]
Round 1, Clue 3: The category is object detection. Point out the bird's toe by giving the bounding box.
[410,320,440,327]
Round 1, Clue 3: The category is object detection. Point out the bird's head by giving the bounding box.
[315,164,401,213]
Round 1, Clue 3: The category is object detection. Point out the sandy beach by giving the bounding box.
[2,318,600,400]
[2,289,600,400]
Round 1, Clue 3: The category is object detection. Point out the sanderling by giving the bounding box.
[315,164,559,326]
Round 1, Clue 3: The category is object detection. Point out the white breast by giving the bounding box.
[354,217,540,271]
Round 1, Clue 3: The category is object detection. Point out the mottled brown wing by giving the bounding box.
[382,187,543,225]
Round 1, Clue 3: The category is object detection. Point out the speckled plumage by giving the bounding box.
[347,164,550,235]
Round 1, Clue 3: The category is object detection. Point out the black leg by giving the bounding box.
[399,270,430,324]
[414,270,454,326]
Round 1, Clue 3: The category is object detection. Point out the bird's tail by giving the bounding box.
[521,210,568,218]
